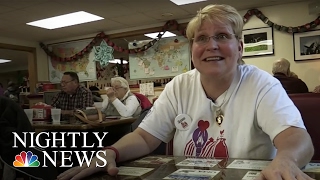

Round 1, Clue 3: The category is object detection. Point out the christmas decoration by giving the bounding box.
[40,10,320,62]
[242,9,320,33]
[93,40,114,67]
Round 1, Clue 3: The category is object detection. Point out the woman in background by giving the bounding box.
[272,58,308,93]
[101,76,141,117]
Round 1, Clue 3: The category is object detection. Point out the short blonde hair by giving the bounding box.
[272,58,290,76]
[186,4,244,63]
[111,76,129,90]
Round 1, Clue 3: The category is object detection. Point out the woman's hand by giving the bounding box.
[57,150,118,180]
[255,156,314,180]
[106,88,116,101]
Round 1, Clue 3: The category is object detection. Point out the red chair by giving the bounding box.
[133,92,152,110]
[289,93,320,160]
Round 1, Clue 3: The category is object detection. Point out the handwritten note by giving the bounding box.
[147,82,154,95]
[139,83,147,95]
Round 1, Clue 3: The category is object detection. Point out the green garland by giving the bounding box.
[40,9,320,62]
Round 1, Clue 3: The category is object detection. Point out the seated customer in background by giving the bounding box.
[101,76,141,117]
[51,71,94,115]
[272,58,308,93]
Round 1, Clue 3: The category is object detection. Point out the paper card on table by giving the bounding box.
[303,163,320,172]
[147,82,154,95]
[164,169,219,180]
[242,171,261,180]
[176,158,222,167]
[118,166,154,176]
[227,160,270,170]
[134,156,172,164]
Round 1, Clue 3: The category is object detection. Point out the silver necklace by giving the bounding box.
[215,89,228,127]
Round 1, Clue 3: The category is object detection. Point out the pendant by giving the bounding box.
[215,109,224,126]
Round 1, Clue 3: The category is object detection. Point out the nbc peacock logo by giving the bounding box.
[13,151,40,167]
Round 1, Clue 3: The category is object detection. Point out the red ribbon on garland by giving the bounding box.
[40,20,186,62]
[40,9,320,62]
[243,9,320,33]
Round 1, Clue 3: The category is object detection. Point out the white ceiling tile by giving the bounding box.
[0,9,41,23]
[0,19,22,29]
[56,2,135,18]
[119,0,177,12]
[0,5,15,14]
[56,0,117,7]
[111,13,158,26]
[90,4,139,18]
[142,6,191,21]
[84,19,129,32]
[22,2,79,17]
[178,1,216,14]
[0,0,50,9]
[0,24,73,42]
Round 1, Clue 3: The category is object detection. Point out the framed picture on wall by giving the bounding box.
[293,29,320,61]
[242,27,274,57]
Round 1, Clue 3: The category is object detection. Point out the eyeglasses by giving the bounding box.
[192,33,237,45]
[60,80,74,85]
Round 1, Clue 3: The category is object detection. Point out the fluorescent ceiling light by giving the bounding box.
[26,11,104,30]
[144,31,176,39]
[170,0,206,5]
[109,59,128,64]
[0,59,11,64]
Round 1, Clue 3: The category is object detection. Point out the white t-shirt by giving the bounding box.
[139,65,305,159]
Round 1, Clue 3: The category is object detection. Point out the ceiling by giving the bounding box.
[0,0,307,72]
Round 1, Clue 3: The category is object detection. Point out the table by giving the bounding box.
[84,156,320,180]
[32,117,137,131]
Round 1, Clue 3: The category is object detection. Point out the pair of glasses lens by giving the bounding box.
[193,33,236,44]
[113,87,123,91]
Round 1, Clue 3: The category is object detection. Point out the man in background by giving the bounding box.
[272,58,308,94]
[51,71,94,115]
